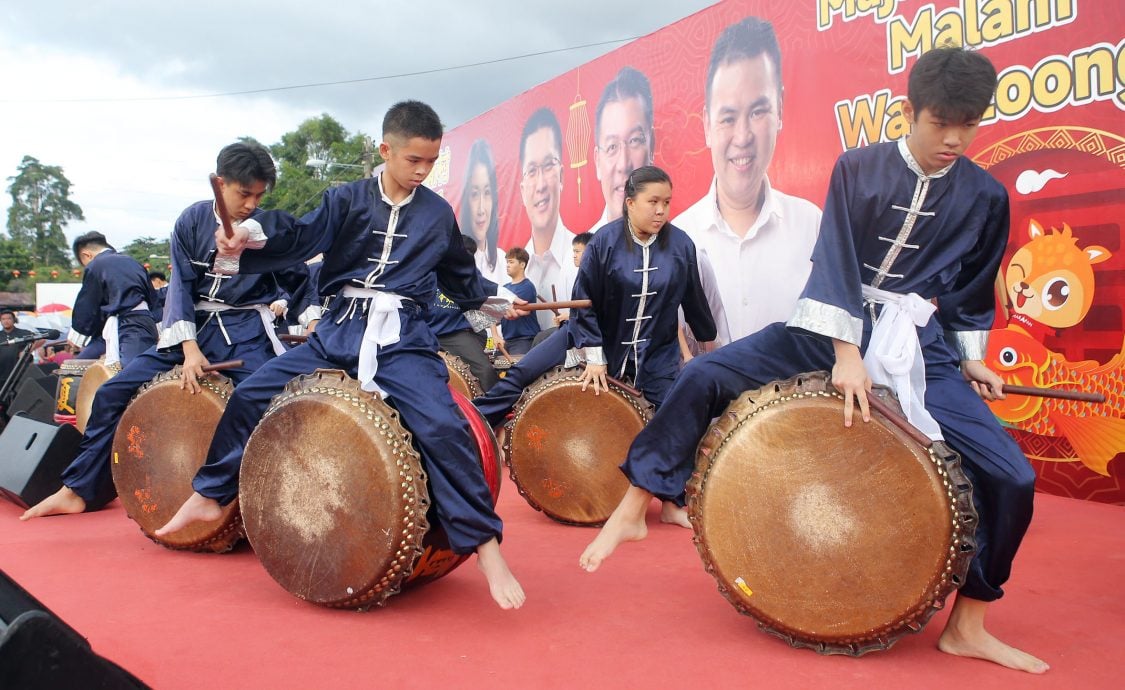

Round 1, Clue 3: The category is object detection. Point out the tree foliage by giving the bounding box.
[119,236,171,270]
[259,115,378,217]
[6,155,84,266]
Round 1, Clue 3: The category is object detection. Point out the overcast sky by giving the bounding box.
[0,1,718,253]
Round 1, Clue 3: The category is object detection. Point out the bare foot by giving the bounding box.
[938,595,1049,673]
[579,485,652,572]
[659,500,691,529]
[154,492,222,537]
[19,486,86,520]
[476,537,525,610]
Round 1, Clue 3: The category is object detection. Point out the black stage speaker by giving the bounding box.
[7,376,57,425]
[0,416,81,509]
[0,570,148,689]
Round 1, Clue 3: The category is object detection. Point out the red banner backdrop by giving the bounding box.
[429,0,1125,504]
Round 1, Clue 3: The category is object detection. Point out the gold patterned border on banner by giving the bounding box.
[973,126,1125,170]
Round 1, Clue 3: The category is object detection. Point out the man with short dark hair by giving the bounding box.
[68,231,159,366]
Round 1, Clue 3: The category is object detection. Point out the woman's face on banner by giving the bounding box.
[704,54,782,209]
[468,162,494,242]
[595,96,651,220]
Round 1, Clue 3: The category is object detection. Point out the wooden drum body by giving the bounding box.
[440,350,483,399]
[688,372,977,655]
[504,367,653,526]
[75,361,120,433]
[239,370,501,609]
[110,367,242,552]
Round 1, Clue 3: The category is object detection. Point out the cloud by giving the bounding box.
[1015,168,1068,195]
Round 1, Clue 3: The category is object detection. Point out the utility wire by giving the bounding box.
[3,36,637,105]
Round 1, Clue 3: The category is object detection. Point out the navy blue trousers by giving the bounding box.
[625,321,1035,602]
[75,313,159,367]
[192,304,503,555]
[472,325,676,428]
[60,329,276,509]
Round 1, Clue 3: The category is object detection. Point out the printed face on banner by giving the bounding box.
[519,127,564,237]
[594,96,652,221]
[704,54,782,211]
[467,162,495,244]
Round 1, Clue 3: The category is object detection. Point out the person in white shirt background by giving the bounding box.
[518,107,576,330]
[673,16,821,348]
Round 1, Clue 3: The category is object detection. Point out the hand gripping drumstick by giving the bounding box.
[209,173,241,274]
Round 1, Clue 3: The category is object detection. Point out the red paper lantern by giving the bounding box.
[72,269,81,277]
[143,262,151,270]
[166,264,172,270]
[27,270,36,277]
[50,270,59,278]
[11,270,19,278]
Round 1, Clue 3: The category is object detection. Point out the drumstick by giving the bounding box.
[863,393,934,449]
[551,285,558,303]
[279,334,309,344]
[209,173,235,240]
[524,300,592,312]
[1002,384,1105,403]
[606,376,642,399]
[535,294,560,316]
[202,360,244,373]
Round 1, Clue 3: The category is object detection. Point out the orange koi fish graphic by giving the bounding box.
[987,326,1125,476]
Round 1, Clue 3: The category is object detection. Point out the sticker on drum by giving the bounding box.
[504,366,653,526]
[53,358,98,426]
[440,350,483,399]
[688,372,978,656]
[239,370,501,609]
[111,367,242,553]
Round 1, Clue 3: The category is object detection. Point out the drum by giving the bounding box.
[440,350,483,399]
[688,372,978,656]
[76,360,120,433]
[238,370,502,609]
[504,367,653,525]
[53,359,97,426]
[110,367,243,553]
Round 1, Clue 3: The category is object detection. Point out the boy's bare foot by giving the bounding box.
[659,500,691,529]
[579,485,652,572]
[154,492,222,536]
[937,595,1049,673]
[19,486,86,520]
[476,537,525,610]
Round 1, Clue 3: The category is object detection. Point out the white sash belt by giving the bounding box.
[340,286,405,395]
[860,285,943,441]
[194,300,286,357]
[102,301,151,366]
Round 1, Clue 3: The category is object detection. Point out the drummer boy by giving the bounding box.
[155,100,527,611]
[579,47,1048,673]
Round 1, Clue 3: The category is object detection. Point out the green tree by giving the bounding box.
[120,236,171,269]
[0,237,35,291]
[259,115,377,217]
[6,155,84,266]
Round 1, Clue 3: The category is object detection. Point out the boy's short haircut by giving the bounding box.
[505,247,530,265]
[460,234,478,254]
[383,100,444,142]
[707,16,783,107]
[72,230,112,260]
[908,46,997,123]
[518,107,563,168]
[216,141,277,190]
[572,232,594,247]
[148,271,167,282]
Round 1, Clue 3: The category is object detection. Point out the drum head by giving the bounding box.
[75,361,119,434]
[440,351,483,399]
[241,371,431,609]
[505,367,652,526]
[111,368,241,552]
[689,373,976,655]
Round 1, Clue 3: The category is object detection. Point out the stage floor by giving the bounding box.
[2,481,1122,689]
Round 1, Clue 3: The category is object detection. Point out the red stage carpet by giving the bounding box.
[2,480,1122,689]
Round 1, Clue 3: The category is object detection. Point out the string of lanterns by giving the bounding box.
[9,262,173,279]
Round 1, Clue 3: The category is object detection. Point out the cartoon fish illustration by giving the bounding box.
[986,326,1125,476]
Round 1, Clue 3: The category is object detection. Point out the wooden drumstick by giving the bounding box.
[863,393,934,449]
[202,360,244,373]
[1001,384,1105,404]
[606,376,642,399]
[496,341,516,367]
[535,294,560,316]
[209,173,235,239]
[278,334,309,344]
[524,300,592,312]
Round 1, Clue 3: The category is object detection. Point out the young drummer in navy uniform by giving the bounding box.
[156,102,526,610]
[20,142,311,519]
[580,48,1047,674]
[67,232,159,366]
